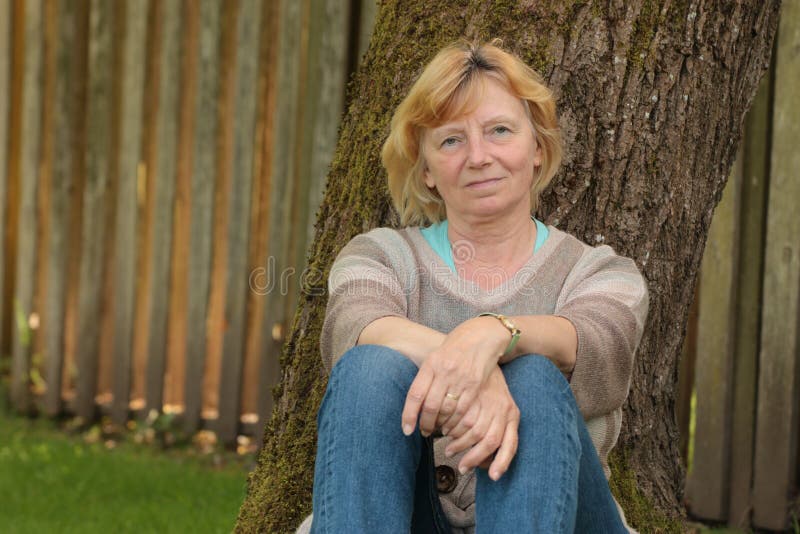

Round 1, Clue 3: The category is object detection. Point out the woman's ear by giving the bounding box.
[532,139,543,168]
[423,165,436,188]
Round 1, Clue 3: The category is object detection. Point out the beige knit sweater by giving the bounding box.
[314,223,648,533]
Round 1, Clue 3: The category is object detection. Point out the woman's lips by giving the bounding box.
[466,177,502,189]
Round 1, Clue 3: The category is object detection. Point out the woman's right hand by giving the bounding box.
[442,366,520,481]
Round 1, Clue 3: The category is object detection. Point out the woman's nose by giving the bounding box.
[467,137,491,167]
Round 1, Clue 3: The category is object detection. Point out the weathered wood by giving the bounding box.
[686,150,742,521]
[163,0,199,414]
[110,0,148,425]
[215,0,261,445]
[143,0,181,415]
[201,0,238,424]
[182,0,221,433]
[130,0,161,412]
[11,0,43,414]
[727,72,772,529]
[752,3,800,528]
[245,0,281,443]
[74,0,113,420]
[294,0,351,291]
[42,0,77,416]
[253,0,305,441]
[0,0,11,359]
[240,0,279,428]
[60,0,89,406]
[33,0,57,403]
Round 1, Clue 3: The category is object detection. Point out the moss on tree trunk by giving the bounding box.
[235,1,780,532]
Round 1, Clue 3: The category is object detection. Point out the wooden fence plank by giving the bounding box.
[130,0,160,413]
[74,0,113,420]
[60,0,89,406]
[163,0,199,415]
[95,4,129,409]
[110,0,148,425]
[33,0,57,403]
[216,0,261,444]
[752,2,800,528]
[144,0,181,415]
[0,0,10,358]
[10,0,43,413]
[686,153,742,520]
[182,0,221,434]
[42,0,78,416]
[295,0,350,276]
[727,72,772,528]
[200,0,237,424]
[240,0,280,432]
[256,0,304,436]
[252,2,281,444]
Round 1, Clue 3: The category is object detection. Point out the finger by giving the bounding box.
[443,400,479,441]
[488,419,519,481]
[441,388,478,436]
[446,404,491,459]
[418,380,449,437]
[401,367,433,435]
[435,395,459,428]
[459,417,505,474]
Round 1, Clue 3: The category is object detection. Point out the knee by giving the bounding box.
[502,354,573,408]
[328,344,418,406]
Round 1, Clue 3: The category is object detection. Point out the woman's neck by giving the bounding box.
[446,207,537,286]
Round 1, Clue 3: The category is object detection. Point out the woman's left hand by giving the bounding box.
[401,316,511,437]
[444,365,520,480]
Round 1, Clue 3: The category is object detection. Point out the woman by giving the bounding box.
[305,40,648,533]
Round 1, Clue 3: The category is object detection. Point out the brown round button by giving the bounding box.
[435,465,457,493]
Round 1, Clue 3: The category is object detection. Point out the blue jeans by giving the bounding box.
[310,345,627,533]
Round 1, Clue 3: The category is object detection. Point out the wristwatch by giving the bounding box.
[479,312,521,356]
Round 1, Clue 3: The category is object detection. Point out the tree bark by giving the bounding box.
[236,1,780,532]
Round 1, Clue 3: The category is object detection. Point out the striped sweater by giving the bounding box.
[319,223,649,532]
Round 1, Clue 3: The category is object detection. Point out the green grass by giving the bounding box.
[0,409,250,533]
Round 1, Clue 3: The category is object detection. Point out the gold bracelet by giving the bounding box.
[478,312,521,356]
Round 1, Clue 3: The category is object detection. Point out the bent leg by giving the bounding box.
[475,355,626,534]
[475,355,581,533]
[311,345,445,533]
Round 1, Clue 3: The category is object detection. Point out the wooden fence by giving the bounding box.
[0,0,377,446]
[683,2,800,530]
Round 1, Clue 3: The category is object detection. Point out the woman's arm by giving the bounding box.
[475,314,578,373]
[358,316,446,367]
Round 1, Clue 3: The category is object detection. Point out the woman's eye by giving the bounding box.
[493,125,511,135]
[441,137,459,147]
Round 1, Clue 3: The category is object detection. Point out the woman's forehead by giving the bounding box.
[428,77,529,128]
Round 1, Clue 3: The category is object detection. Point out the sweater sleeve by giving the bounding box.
[319,231,409,373]
[553,243,649,419]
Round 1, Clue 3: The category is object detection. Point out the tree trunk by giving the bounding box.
[235,1,780,532]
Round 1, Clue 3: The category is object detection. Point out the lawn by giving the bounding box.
[0,406,251,533]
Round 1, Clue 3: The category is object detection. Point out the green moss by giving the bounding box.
[609,448,685,533]
[628,1,661,68]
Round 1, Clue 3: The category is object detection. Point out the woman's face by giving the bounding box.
[422,78,542,223]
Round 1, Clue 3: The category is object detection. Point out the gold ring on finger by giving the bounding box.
[445,392,460,401]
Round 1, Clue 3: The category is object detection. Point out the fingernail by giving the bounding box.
[421,429,430,437]
[445,448,453,458]
[491,470,499,480]
[459,465,468,475]
[402,424,413,436]
[441,428,449,436]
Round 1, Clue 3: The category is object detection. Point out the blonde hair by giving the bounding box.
[381,40,562,226]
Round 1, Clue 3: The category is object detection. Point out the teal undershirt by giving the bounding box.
[421,217,549,273]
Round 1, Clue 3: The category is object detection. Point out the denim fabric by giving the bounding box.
[310,345,627,533]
